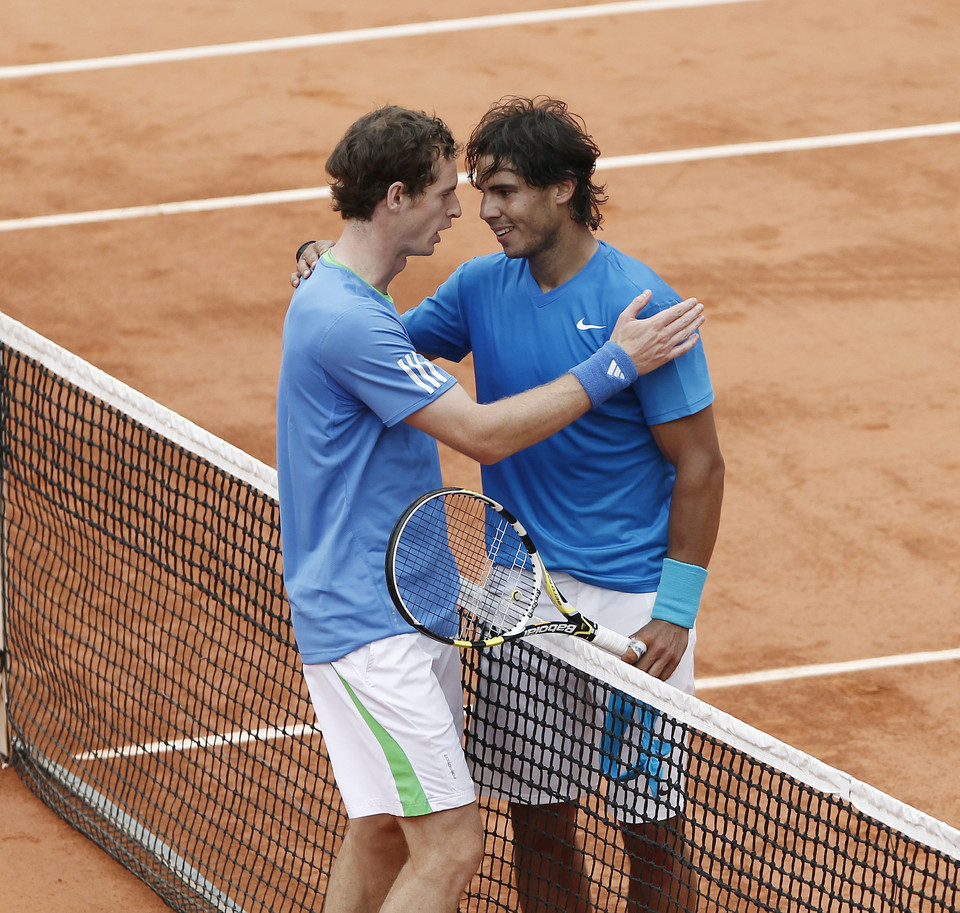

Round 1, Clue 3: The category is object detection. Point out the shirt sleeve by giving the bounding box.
[630,270,715,425]
[323,304,458,427]
[401,266,473,362]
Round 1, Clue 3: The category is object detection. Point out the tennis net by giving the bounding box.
[1,310,958,913]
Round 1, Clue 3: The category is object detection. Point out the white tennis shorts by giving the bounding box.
[302,632,476,819]
[467,572,696,824]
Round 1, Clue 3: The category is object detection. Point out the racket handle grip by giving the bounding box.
[590,624,648,662]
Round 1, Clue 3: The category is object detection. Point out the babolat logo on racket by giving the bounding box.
[534,620,581,636]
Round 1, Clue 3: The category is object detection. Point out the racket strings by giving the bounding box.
[450,495,535,639]
[393,491,538,643]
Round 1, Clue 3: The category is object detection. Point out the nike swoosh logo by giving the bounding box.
[576,318,607,330]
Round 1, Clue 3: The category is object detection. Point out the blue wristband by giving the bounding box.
[651,558,708,629]
[569,341,639,407]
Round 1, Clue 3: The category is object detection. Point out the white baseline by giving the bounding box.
[2,121,959,233]
[0,0,765,81]
[697,647,960,691]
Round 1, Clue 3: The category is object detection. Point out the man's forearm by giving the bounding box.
[407,373,593,465]
[664,463,724,568]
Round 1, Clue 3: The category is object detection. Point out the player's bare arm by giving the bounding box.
[632,405,725,680]
[405,376,591,464]
[405,294,704,464]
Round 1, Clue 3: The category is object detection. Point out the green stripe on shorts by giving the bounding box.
[336,672,433,816]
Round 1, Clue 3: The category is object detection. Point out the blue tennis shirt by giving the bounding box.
[402,241,714,593]
[276,253,458,663]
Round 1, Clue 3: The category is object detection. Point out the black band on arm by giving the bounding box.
[295,241,316,262]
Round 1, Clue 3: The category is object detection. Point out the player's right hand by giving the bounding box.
[628,618,689,681]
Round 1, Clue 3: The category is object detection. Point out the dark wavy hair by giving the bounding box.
[326,106,459,221]
[465,96,608,230]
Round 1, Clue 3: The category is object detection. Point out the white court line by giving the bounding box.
[0,187,334,232]
[696,647,960,691]
[71,647,960,761]
[3,120,959,234]
[593,120,960,169]
[0,0,764,81]
[74,720,322,762]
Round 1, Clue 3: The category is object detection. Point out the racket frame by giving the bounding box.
[386,488,646,661]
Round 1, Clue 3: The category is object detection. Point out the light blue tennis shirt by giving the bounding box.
[276,252,458,663]
[402,240,714,593]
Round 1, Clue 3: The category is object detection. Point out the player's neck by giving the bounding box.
[527,229,599,292]
[329,224,405,297]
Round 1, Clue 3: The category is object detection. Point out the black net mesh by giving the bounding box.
[1,328,958,913]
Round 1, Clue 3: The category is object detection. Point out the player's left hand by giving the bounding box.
[628,619,689,681]
[610,292,704,377]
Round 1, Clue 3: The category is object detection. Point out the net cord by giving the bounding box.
[535,628,960,860]
[0,311,278,498]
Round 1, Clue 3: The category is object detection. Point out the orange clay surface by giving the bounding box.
[2,0,959,909]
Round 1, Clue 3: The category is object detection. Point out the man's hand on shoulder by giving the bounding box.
[610,292,705,377]
[290,241,334,288]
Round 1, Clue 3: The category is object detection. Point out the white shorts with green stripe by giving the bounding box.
[302,632,476,819]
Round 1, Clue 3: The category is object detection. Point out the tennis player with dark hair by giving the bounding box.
[277,103,705,913]
[293,96,723,913]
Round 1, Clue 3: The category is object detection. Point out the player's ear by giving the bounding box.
[554,178,576,207]
[385,180,406,212]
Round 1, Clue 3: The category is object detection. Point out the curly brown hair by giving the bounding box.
[326,106,459,221]
[465,96,608,231]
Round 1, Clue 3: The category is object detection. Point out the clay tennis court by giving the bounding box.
[2,0,959,909]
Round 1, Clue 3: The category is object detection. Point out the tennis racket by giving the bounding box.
[385,488,646,661]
